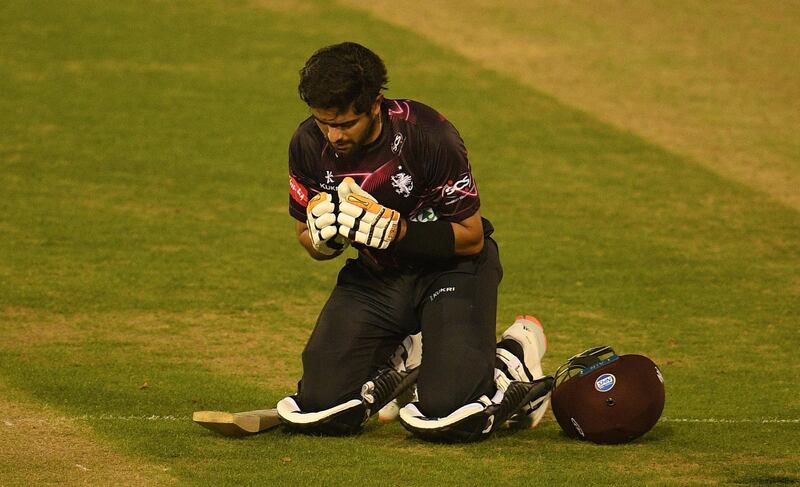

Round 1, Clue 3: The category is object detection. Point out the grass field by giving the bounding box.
[1,1,798,485]
[349,0,800,211]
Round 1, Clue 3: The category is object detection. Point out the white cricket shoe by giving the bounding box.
[496,315,550,428]
[378,384,418,423]
[378,333,422,423]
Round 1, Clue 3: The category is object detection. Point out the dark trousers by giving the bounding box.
[298,238,503,418]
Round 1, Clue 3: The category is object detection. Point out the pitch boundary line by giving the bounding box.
[2,415,799,425]
[661,417,799,424]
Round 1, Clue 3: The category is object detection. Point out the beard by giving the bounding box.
[333,110,381,157]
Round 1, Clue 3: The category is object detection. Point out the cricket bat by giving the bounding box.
[192,408,281,437]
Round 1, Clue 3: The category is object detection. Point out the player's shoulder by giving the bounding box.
[385,99,451,128]
[289,116,324,152]
[386,99,462,147]
[386,99,463,154]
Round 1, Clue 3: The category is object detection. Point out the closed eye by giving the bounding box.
[313,117,359,129]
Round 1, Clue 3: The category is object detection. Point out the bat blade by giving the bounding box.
[192,408,281,437]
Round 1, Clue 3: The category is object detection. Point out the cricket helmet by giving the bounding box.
[551,346,665,444]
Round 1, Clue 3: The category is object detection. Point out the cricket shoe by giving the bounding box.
[495,315,551,428]
[378,333,422,423]
[378,383,418,423]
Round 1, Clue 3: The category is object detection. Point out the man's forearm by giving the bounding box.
[451,220,484,256]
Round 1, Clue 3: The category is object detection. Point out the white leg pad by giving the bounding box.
[398,396,493,431]
[276,396,363,426]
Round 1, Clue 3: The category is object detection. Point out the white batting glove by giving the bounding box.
[337,176,374,201]
[336,178,400,250]
[306,192,349,256]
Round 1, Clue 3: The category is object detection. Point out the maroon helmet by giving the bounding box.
[551,346,665,444]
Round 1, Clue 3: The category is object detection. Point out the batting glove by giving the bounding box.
[306,192,349,256]
[336,179,400,250]
[337,176,374,201]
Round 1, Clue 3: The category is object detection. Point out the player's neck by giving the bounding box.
[364,109,383,146]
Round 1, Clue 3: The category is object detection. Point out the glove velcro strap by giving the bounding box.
[393,220,455,261]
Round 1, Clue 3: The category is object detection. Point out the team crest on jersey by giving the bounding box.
[390,133,405,155]
[391,172,413,197]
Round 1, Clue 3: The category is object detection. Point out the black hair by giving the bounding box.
[298,42,388,114]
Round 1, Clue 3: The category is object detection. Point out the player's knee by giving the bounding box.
[296,374,360,414]
[277,395,367,436]
[299,347,360,411]
[416,371,495,419]
[399,397,496,443]
[416,393,468,419]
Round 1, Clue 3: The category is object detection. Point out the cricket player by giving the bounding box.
[277,42,553,442]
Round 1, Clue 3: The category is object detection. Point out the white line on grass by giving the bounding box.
[661,417,800,424]
[1,415,189,424]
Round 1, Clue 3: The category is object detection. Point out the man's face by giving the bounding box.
[311,98,382,156]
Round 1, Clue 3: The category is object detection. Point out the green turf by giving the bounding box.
[1,0,798,485]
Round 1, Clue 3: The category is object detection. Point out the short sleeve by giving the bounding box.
[423,120,480,221]
[288,132,317,222]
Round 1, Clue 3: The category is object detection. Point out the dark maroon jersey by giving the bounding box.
[288,99,491,267]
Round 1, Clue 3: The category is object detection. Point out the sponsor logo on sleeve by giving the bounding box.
[441,174,476,205]
[289,176,309,206]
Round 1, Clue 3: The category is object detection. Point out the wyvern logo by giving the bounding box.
[429,286,455,302]
[391,172,413,197]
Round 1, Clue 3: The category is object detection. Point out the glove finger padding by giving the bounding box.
[338,194,400,250]
[313,212,337,232]
[337,176,376,203]
[307,192,348,255]
[310,197,336,218]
